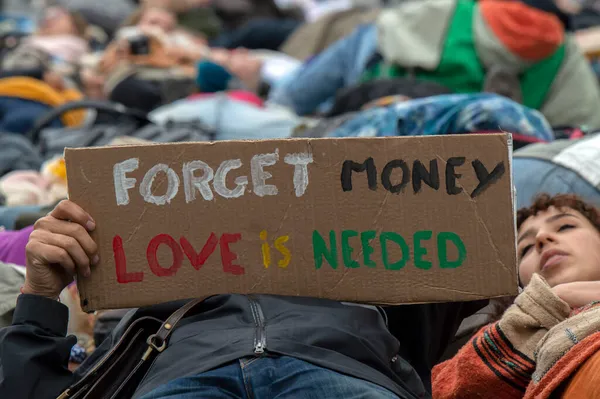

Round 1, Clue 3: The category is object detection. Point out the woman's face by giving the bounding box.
[518,206,600,287]
[138,8,177,33]
[38,7,78,36]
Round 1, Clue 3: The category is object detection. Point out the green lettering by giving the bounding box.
[313,230,338,269]
[380,232,409,270]
[437,232,467,269]
[414,230,433,270]
[341,230,360,268]
[360,230,377,268]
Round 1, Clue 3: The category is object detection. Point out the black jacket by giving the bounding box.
[0,293,486,399]
[0,67,45,81]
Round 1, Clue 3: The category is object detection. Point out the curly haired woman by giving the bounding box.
[434,193,600,398]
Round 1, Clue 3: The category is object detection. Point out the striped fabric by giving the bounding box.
[472,323,535,393]
[433,293,600,398]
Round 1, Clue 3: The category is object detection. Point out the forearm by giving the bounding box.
[0,294,76,399]
[268,25,376,115]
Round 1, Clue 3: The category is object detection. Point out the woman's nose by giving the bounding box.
[535,229,556,251]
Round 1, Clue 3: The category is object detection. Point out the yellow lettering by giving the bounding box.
[260,230,271,268]
[275,235,291,268]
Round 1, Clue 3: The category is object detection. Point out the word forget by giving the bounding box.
[112,149,313,205]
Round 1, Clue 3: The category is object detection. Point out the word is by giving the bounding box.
[260,230,291,269]
[113,149,313,206]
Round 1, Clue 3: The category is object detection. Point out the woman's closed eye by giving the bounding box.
[558,224,576,232]
[520,244,533,258]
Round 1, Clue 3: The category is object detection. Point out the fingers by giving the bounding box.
[50,200,96,231]
[35,217,98,260]
[26,239,76,276]
[29,229,92,276]
[33,200,99,278]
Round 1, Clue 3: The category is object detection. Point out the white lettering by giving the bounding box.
[214,159,248,199]
[113,150,309,204]
[182,160,214,202]
[251,149,279,197]
[284,152,313,197]
[139,164,180,205]
[113,158,139,206]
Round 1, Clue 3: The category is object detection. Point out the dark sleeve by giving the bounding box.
[0,68,45,81]
[0,294,76,399]
[385,300,488,392]
[109,75,163,113]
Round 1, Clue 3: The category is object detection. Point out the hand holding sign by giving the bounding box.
[23,200,99,299]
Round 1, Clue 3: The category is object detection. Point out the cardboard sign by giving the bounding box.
[65,134,519,311]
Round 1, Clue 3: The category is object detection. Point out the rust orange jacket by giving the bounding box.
[433,275,600,398]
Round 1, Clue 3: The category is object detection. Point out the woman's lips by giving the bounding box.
[542,254,568,271]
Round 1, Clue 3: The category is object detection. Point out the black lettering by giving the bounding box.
[470,160,505,198]
[412,159,440,193]
[445,157,465,195]
[341,158,377,192]
[381,160,410,194]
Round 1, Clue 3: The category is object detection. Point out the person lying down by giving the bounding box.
[434,193,600,399]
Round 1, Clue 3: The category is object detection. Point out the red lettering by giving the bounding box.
[220,233,244,275]
[147,234,184,277]
[114,235,144,283]
[180,233,219,270]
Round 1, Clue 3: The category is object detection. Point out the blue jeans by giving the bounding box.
[268,24,377,115]
[139,356,400,399]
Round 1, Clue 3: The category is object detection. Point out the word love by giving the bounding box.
[341,157,505,198]
[114,230,292,283]
[113,149,313,206]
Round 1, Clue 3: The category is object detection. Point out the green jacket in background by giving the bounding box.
[365,0,600,128]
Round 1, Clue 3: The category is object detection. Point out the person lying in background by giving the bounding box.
[139,0,222,39]
[434,193,600,398]
[0,5,90,132]
[0,199,486,399]
[269,0,600,128]
[141,0,296,43]
[121,5,209,61]
[87,5,300,110]
[197,47,301,96]
[120,4,300,79]
[78,7,208,110]
[2,6,90,69]
[142,0,301,50]
[0,22,88,134]
[1,6,89,84]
